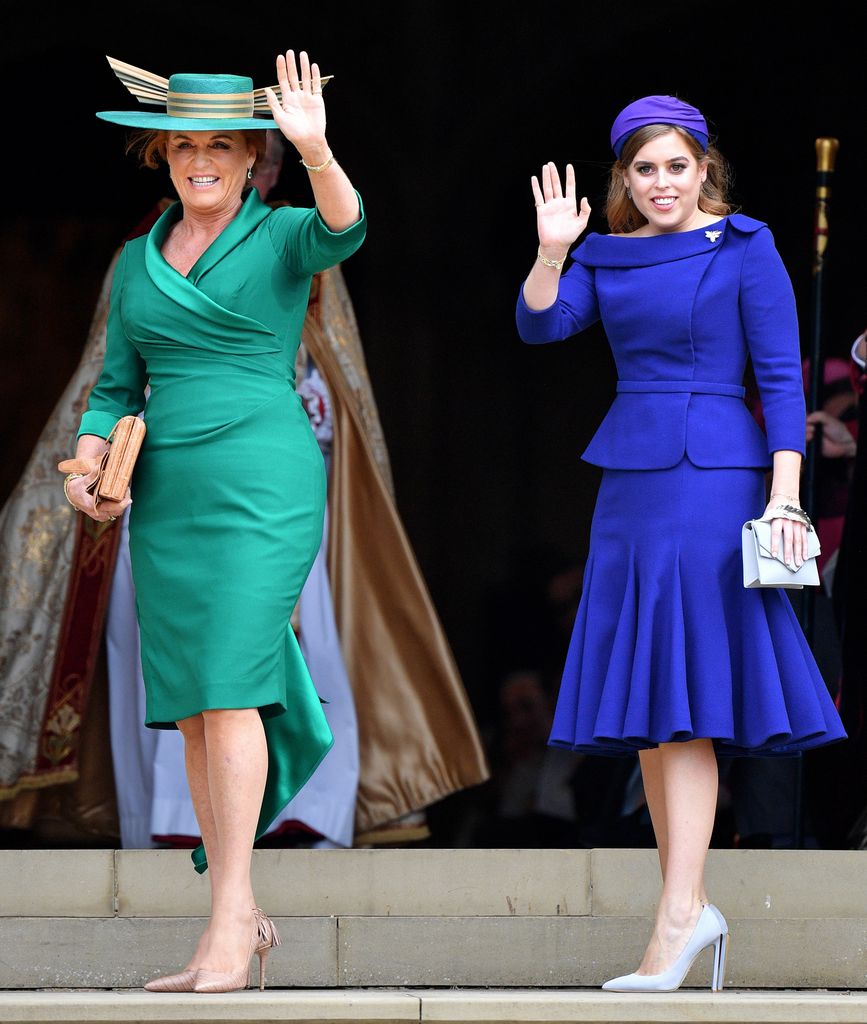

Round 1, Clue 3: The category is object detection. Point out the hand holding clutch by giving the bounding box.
[742,517,821,589]
[58,415,145,521]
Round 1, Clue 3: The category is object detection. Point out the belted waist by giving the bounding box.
[616,379,746,399]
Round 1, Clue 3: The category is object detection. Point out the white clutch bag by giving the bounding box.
[742,519,821,589]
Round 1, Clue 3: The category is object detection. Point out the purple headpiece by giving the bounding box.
[610,95,709,159]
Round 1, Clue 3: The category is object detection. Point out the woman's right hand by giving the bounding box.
[531,162,591,257]
[67,471,131,524]
[61,448,131,524]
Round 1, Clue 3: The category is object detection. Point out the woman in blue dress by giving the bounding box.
[516,95,846,993]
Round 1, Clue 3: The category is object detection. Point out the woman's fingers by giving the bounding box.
[102,497,131,517]
[67,469,99,503]
[275,53,290,96]
[533,163,590,250]
[69,487,99,519]
[299,50,312,91]
[67,479,87,511]
[537,163,586,211]
[549,162,563,199]
[564,163,576,199]
[770,514,811,568]
[770,517,782,558]
[539,163,572,202]
[66,471,131,523]
[311,60,322,95]
[90,497,129,522]
[781,519,794,567]
[796,524,807,567]
[285,49,301,91]
[264,86,280,116]
[541,163,553,202]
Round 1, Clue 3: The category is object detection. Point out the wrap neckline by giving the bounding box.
[143,186,278,344]
[148,186,272,283]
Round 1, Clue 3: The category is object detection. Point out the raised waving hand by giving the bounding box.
[264,48,361,233]
[264,50,327,157]
[531,162,591,255]
[522,163,591,311]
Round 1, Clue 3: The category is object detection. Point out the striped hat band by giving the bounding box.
[166,89,255,118]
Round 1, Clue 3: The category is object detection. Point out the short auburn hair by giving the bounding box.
[125,129,267,170]
[605,124,735,235]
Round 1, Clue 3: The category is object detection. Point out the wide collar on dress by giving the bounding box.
[144,187,276,342]
[572,212,766,268]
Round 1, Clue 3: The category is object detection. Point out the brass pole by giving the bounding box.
[795,137,839,849]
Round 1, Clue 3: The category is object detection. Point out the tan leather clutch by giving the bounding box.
[58,415,146,508]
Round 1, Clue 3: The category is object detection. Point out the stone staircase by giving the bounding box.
[0,848,865,1021]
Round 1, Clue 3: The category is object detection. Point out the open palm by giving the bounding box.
[532,163,591,251]
[264,50,327,152]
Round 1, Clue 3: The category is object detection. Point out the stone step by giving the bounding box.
[1,849,866,990]
[2,848,866,920]
[2,989,867,1024]
[1,915,865,989]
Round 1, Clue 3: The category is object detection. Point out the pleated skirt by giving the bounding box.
[549,457,847,757]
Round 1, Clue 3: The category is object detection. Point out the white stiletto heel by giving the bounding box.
[709,905,729,992]
[602,904,729,993]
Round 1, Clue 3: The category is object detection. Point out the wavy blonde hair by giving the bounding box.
[605,124,734,234]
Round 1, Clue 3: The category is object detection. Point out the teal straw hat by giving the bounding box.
[96,56,331,131]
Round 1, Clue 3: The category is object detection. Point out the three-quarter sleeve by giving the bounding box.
[77,245,148,440]
[267,192,367,276]
[515,254,601,344]
[739,227,806,456]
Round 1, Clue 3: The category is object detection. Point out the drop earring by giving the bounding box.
[626,185,632,200]
[247,167,253,180]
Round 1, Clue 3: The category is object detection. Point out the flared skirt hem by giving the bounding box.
[550,458,847,760]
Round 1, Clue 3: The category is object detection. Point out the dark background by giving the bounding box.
[2,2,865,728]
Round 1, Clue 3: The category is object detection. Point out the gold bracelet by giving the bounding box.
[63,473,85,512]
[537,247,566,270]
[300,152,335,173]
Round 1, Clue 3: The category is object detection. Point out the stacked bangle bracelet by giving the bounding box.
[537,248,566,270]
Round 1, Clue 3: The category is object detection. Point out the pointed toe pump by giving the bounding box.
[602,904,729,993]
[144,968,198,992]
[193,909,282,994]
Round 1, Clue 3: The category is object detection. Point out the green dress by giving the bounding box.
[77,187,367,871]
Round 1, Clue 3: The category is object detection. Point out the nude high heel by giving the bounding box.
[143,968,198,992]
[193,909,282,994]
[602,904,729,993]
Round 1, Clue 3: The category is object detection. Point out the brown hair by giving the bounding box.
[605,124,734,234]
[125,129,267,170]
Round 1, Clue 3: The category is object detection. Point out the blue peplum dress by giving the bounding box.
[516,213,846,757]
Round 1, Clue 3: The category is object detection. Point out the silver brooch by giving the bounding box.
[705,230,722,243]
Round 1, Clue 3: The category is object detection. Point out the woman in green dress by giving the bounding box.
[63,50,366,993]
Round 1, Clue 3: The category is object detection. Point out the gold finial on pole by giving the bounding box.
[815,137,839,174]
[813,138,839,271]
